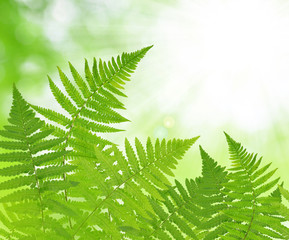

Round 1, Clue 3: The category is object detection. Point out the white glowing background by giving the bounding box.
[143,0,289,133]
[32,0,289,138]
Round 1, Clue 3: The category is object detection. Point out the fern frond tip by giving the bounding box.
[224,132,240,149]
[199,145,205,154]
[12,83,18,93]
[199,145,211,160]
[223,131,231,140]
[145,44,154,50]
[189,136,200,144]
[12,84,23,99]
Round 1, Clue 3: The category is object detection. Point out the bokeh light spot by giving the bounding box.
[163,116,175,128]
[153,126,168,139]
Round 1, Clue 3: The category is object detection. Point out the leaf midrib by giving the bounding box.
[148,202,187,239]
[60,49,146,231]
[71,143,192,238]
[62,50,145,159]
[230,143,256,240]
[18,101,46,233]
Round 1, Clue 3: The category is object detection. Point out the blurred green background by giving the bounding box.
[1,0,289,185]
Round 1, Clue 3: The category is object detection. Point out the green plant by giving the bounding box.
[0,46,289,239]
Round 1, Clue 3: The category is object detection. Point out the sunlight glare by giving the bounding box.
[155,0,289,131]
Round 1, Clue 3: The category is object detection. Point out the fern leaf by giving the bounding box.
[31,46,151,181]
[0,141,28,150]
[69,61,91,98]
[48,76,78,115]
[37,165,76,179]
[29,47,152,232]
[0,175,35,190]
[133,145,228,240]
[0,189,39,202]
[69,136,198,238]
[58,66,84,107]
[30,105,71,126]
[0,129,25,141]
[0,86,77,237]
[33,46,151,137]
[222,133,287,239]
[0,163,33,176]
[0,152,30,162]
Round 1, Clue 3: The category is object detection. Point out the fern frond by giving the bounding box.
[0,86,76,238]
[194,146,230,239]
[222,133,288,239]
[30,47,152,229]
[31,46,152,145]
[275,185,289,238]
[130,145,228,240]
[30,47,152,160]
[68,136,198,238]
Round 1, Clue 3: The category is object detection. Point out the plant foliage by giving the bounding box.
[0,47,289,239]
[0,86,76,239]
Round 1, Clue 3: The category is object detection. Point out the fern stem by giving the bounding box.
[149,202,187,238]
[71,146,189,238]
[242,171,256,240]
[61,66,120,229]
[21,114,46,232]
[60,51,146,230]
[31,161,46,233]
[108,210,112,240]
[230,144,256,240]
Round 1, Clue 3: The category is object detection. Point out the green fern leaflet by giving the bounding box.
[0,86,76,239]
